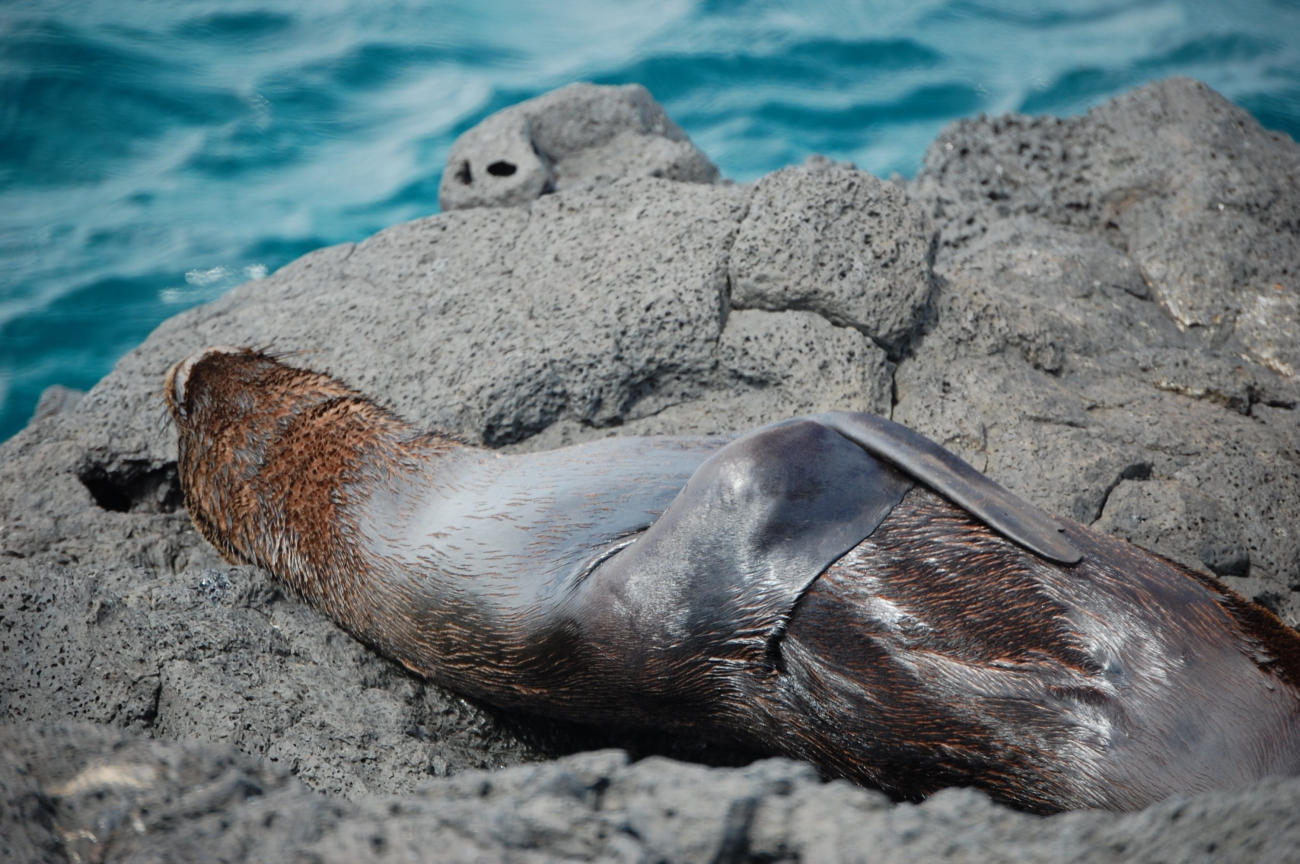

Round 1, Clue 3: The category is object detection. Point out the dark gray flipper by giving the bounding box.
[579,419,914,688]
[812,412,1083,565]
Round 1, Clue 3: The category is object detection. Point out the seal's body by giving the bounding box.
[166,348,1300,813]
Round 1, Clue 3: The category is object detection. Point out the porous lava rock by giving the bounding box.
[3,76,1299,862]
[438,82,719,212]
[6,721,1300,864]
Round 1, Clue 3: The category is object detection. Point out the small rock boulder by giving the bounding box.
[729,165,936,356]
[438,83,719,211]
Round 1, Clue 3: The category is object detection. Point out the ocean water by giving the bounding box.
[2,0,1299,442]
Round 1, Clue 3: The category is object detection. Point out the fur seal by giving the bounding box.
[165,347,1300,813]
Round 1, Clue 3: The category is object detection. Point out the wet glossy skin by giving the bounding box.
[166,347,1300,813]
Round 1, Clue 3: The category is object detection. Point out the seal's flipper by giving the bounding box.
[811,412,1083,565]
[581,419,915,689]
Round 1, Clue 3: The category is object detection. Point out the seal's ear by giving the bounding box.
[811,412,1084,565]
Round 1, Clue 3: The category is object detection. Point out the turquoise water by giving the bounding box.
[3,1,1299,442]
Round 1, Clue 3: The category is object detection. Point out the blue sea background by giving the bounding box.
[2,0,1299,442]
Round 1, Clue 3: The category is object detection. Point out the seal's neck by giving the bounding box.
[182,380,461,637]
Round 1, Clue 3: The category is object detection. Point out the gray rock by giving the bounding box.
[438,83,719,211]
[894,351,1156,524]
[911,76,1300,366]
[60,179,751,473]
[1093,479,1250,577]
[510,306,892,455]
[0,559,539,800]
[1,721,340,864]
[729,165,936,355]
[7,721,1300,863]
[31,385,84,424]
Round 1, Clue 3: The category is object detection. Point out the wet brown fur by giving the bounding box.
[168,349,1300,814]
[770,488,1300,812]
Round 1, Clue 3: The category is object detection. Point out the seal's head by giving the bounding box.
[164,347,415,607]
[164,346,358,434]
[164,345,243,426]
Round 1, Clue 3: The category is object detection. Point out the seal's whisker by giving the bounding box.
[153,398,174,440]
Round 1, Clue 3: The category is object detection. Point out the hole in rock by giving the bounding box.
[79,460,183,514]
[487,160,517,177]
[456,161,472,185]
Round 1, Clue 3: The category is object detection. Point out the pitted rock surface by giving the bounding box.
[911,76,1300,369]
[6,722,1300,864]
[438,83,719,212]
[729,165,936,356]
[3,76,1300,862]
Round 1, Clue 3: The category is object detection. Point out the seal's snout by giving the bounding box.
[164,345,245,421]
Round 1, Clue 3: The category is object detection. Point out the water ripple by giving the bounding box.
[2,0,1299,440]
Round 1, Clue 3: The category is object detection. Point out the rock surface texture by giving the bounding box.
[438,83,720,212]
[3,78,1299,861]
